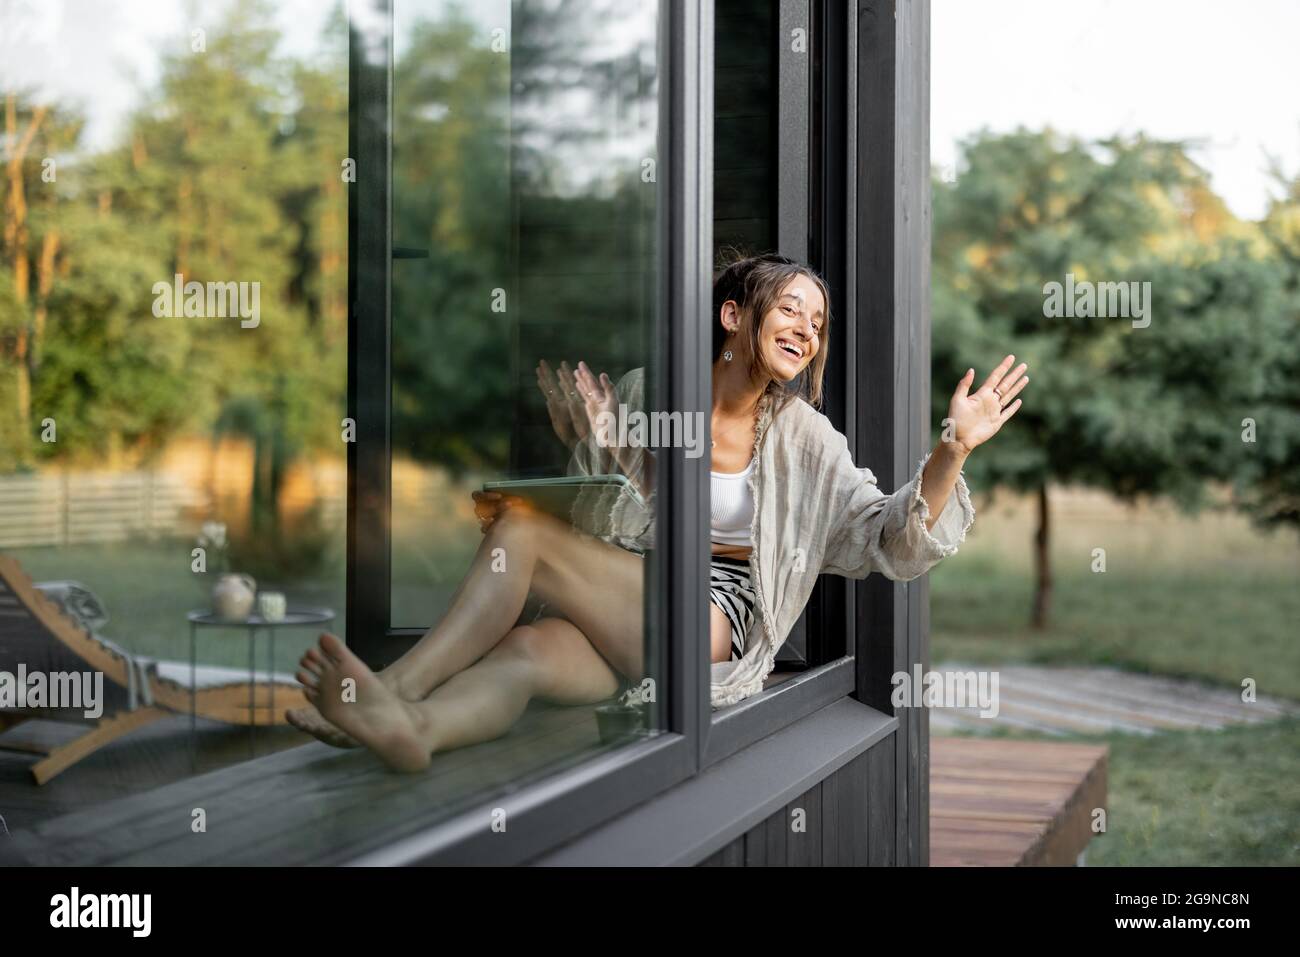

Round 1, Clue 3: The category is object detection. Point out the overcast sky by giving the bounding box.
[933,0,1300,220]
[4,0,1298,221]
[0,0,337,152]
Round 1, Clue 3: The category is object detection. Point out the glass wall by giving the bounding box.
[0,0,671,861]
[0,0,350,801]
[384,0,667,754]
[388,0,662,633]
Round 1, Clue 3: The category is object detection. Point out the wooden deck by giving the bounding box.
[929,735,1108,866]
[5,715,1106,867]
[0,702,609,865]
[0,714,318,834]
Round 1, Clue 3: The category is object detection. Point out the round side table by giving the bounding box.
[185,608,335,765]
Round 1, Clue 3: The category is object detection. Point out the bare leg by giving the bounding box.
[302,620,619,771]
[709,604,735,664]
[290,510,642,748]
[380,508,645,696]
[402,616,620,753]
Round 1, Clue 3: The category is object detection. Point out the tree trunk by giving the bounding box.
[1031,483,1052,629]
[31,229,58,375]
[4,95,48,453]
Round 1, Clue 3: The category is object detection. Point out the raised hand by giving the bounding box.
[946,354,1029,455]
[574,360,620,447]
[535,359,590,450]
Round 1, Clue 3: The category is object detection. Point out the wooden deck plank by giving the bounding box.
[929,736,1107,867]
[0,716,309,833]
[0,702,610,866]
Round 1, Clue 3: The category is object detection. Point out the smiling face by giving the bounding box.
[756,275,826,381]
[713,255,833,406]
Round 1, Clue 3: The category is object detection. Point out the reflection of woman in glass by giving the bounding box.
[288,253,1028,771]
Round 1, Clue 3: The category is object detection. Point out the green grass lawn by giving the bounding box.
[4,472,485,674]
[932,486,1300,865]
[1093,717,1300,866]
[932,489,1300,700]
[7,539,348,674]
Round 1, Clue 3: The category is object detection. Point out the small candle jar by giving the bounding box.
[257,591,287,622]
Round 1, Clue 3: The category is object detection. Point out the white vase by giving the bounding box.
[212,573,257,621]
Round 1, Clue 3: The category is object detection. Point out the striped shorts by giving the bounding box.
[708,555,756,661]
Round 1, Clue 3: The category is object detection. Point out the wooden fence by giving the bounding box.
[0,468,346,549]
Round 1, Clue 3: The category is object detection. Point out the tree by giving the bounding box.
[1237,160,1300,528]
[2,0,351,578]
[932,129,1295,627]
[1,91,85,467]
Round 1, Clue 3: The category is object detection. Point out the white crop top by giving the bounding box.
[710,457,755,547]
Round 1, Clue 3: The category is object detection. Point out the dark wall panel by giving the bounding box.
[696,736,893,866]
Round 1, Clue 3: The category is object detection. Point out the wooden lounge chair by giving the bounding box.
[0,555,307,785]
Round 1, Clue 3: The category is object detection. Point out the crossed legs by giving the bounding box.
[287,508,643,771]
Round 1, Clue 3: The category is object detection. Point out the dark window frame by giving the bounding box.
[700,0,862,769]
[344,0,708,863]
[342,0,927,864]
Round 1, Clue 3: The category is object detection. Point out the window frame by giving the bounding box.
[344,0,709,863]
[341,0,924,864]
[700,0,865,769]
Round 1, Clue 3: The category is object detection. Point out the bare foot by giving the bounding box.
[286,704,359,748]
[286,645,413,749]
[301,632,432,773]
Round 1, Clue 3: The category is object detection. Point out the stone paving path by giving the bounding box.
[927,662,1298,736]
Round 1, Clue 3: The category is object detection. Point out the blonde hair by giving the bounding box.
[712,249,832,409]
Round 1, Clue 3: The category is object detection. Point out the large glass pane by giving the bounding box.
[0,0,667,865]
[387,0,666,759]
[0,0,348,824]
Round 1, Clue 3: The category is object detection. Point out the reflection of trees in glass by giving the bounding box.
[1,92,92,467]
[2,0,665,499]
[389,7,513,472]
[508,0,660,474]
[389,0,660,477]
[510,0,658,198]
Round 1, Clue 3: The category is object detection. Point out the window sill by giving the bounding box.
[534,696,897,866]
[705,656,855,766]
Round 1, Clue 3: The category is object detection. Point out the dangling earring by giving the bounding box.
[723,349,733,362]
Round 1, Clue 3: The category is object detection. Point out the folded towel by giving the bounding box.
[32,581,153,710]
[33,580,111,633]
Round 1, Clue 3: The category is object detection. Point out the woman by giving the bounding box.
[287,253,1027,770]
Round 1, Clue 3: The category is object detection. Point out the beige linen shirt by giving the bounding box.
[566,367,975,708]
